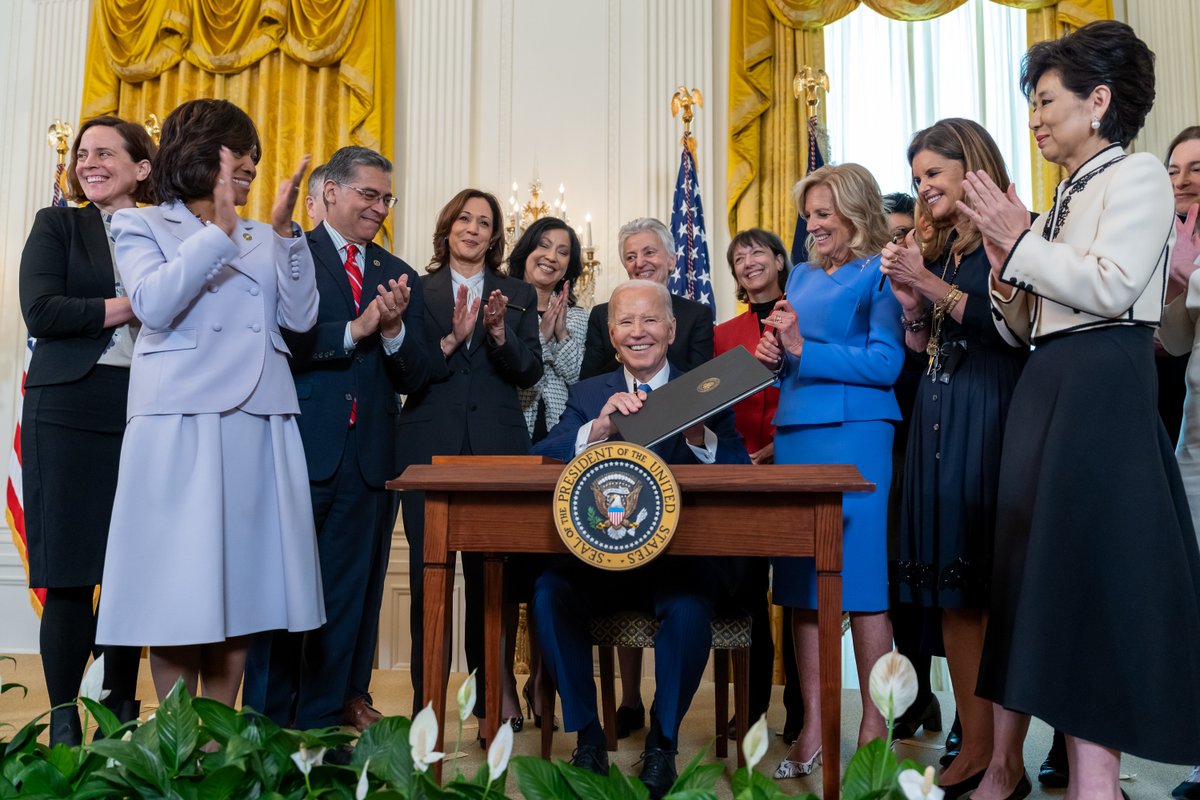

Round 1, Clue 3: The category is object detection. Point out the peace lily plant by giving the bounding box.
[0,652,940,799]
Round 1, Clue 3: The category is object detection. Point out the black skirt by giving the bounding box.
[22,364,128,587]
[977,326,1200,764]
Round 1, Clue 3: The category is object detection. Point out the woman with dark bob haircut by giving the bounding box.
[95,99,325,706]
[397,188,542,730]
[19,115,154,744]
[962,20,1200,797]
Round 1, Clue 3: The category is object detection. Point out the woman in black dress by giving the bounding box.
[881,119,1027,798]
[965,21,1200,798]
[19,116,155,743]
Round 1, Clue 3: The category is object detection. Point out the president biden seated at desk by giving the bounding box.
[530,279,749,798]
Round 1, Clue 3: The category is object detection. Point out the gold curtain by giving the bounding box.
[81,0,394,230]
[728,0,1111,244]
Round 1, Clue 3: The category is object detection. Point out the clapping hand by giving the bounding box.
[1169,204,1200,302]
[376,275,411,339]
[271,154,311,238]
[957,170,1031,276]
[483,289,509,344]
[213,147,239,237]
[539,281,570,342]
[880,229,926,312]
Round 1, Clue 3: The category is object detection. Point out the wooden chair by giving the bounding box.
[535,610,753,766]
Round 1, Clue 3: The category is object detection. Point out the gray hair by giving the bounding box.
[323,146,392,186]
[617,217,676,263]
[306,163,327,199]
[608,279,675,323]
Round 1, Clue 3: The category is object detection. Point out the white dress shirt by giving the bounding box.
[324,221,405,354]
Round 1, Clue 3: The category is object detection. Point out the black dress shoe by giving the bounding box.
[1174,767,1200,799]
[1005,773,1033,800]
[638,747,678,800]
[615,701,645,739]
[324,743,354,766]
[939,768,985,800]
[570,743,609,776]
[893,694,942,740]
[49,707,83,748]
[1038,729,1069,788]
[940,714,962,767]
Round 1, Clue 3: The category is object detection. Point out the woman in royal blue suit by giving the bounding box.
[755,163,905,779]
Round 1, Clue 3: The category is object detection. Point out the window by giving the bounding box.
[823,0,1031,204]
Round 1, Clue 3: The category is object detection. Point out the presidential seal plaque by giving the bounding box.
[552,442,681,570]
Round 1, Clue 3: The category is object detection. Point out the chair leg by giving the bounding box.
[538,655,555,759]
[714,648,729,759]
[733,645,750,768]
[598,646,618,752]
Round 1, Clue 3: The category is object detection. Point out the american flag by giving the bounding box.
[6,163,65,616]
[667,142,714,308]
[789,115,825,266]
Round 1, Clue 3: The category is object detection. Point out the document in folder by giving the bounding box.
[612,346,776,448]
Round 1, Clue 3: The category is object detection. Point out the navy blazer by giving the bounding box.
[282,223,432,487]
[20,204,122,388]
[532,365,749,466]
[396,267,543,469]
[579,293,714,379]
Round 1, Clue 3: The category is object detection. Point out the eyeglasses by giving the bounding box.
[337,182,397,209]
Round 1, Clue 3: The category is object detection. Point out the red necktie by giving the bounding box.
[345,243,361,425]
[345,243,363,312]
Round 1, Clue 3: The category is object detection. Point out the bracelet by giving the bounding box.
[900,311,930,332]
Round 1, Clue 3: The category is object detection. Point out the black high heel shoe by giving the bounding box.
[892,694,942,740]
[521,680,558,731]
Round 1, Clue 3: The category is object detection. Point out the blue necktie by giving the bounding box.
[636,383,652,395]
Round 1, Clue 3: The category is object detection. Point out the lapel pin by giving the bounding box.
[373,259,380,266]
[243,232,253,241]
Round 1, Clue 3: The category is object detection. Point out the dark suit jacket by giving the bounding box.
[531,365,749,466]
[282,223,431,487]
[20,204,121,387]
[396,267,543,469]
[579,293,715,379]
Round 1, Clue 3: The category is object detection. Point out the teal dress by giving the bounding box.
[770,255,905,612]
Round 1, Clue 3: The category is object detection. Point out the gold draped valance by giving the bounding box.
[81,0,393,230]
[729,0,1113,245]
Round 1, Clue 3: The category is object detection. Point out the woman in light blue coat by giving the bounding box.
[96,100,323,705]
[756,163,904,779]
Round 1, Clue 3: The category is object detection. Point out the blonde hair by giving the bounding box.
[793,163,889,270]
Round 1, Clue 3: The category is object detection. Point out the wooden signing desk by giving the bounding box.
[389,460,872,800]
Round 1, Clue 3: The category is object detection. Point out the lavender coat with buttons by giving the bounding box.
[111,200,318,419]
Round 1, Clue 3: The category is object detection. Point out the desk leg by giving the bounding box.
[422,493,453,782]
[482,555,504,748]
[815,496,844,800]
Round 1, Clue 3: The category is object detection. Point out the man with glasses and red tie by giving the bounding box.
[243,146,431,738]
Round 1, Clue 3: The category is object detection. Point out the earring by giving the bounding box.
[1091,115,1101,130]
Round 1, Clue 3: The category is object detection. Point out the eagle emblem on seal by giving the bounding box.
[587,471,648,540]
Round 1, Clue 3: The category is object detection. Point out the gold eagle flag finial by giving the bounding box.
[46,119,73,164]
[793,66,830,120]
[671,86,703,156]
[144,114,162,146]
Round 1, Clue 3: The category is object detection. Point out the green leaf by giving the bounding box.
[195,764,249,800]
[4,715,47,759]
[352,716,413,787]
[157,679,201,773]
[557,758,616,800]
[42,743,79,779]
[0,684,27,699]
[79,697,124,740]
[842,738,898,799]
[669,746,722,794]
[88,738,169,792]
[193,698,243,746]
[13,759,72,795]
[511,756,573,800]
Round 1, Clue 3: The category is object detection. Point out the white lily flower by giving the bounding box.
[79,653,111,703]
[356,757,371,800]
[457,670,478,724]
[741,713,769,771]
[868,649,919,723]
[898,765,943,800]
[487,720,514,780]
[410,702,444,772]
[290,743,326,776]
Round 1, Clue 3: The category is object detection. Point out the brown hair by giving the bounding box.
[793,163,889,270]
[427,189,506,273]
[1167,126,1200,166]
[726,228,790,304]
[66,116,156,204]
[907,118,1011,263]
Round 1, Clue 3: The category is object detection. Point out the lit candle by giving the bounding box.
[584,213,593,248]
